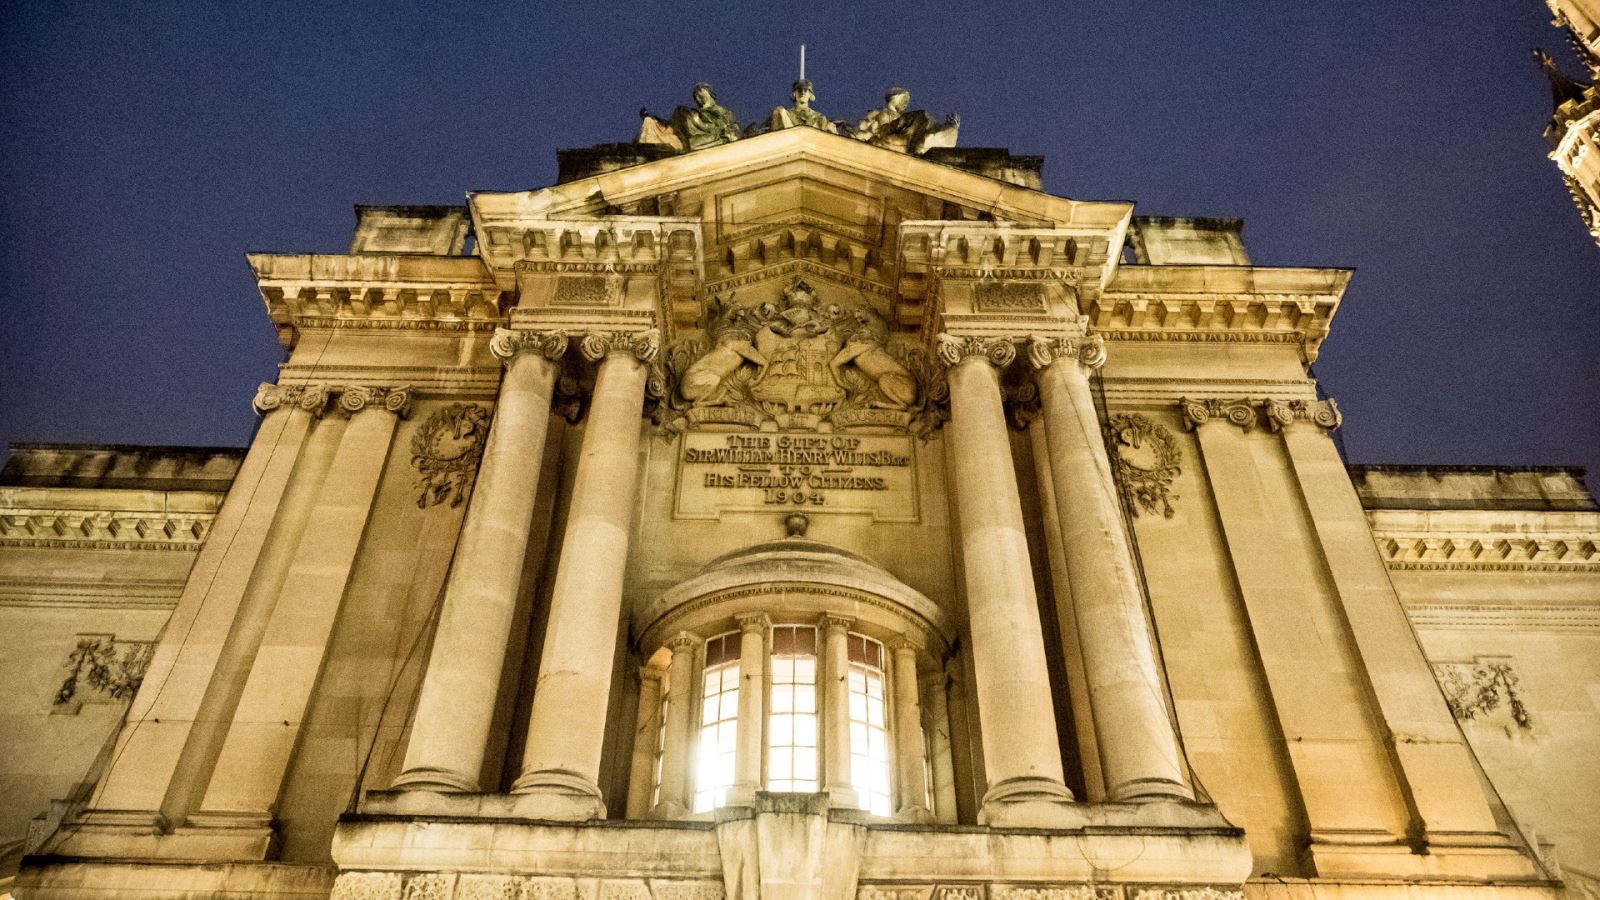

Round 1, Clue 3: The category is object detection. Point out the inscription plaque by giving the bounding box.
[675,432,918,522]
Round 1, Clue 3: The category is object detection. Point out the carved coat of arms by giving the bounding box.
[668,280,925,432]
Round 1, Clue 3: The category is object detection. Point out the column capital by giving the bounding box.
[337,385,413,418]
[1264,397,1342,433]
[889,635,924,655]
[1026,334,1106,372]
[935,333,1016,369]
[580,328,661,364]
[641,662,668,682]
[819,614,855,635]
[1179,397,1260,432]
[734,612,771,634]
[252,382,331,417]
[490,327,569,364]
[1178,396,1341,433]
[665,631,700,652]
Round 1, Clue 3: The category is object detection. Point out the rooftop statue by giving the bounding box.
[639,82,742,152]
[769,79,839,134]
[853,87,960,155]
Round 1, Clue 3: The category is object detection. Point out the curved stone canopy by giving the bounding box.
[635,535,954,652]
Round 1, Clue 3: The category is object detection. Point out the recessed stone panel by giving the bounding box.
[674,432,918,522]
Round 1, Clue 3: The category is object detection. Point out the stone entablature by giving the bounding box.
[249,253,508,349]
[1098,266,1347,362]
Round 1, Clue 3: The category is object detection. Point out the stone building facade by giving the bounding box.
[3,90,1598,899]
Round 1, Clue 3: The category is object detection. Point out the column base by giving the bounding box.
[508,768,607,821]
[894,804,934,824]
[361,787,603,822]
[979,776,1076,828]
[1305,828,1546,880]
[1106,775,1195,803]
[649,799,690,820]
[388,765,479,793]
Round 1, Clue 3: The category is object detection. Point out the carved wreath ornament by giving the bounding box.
[411,403,491,508]
[1104,413,1181,519]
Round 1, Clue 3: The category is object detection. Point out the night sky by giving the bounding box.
[2,1,1596,486]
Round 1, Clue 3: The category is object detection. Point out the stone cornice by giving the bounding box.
[247,253,508,349]
[466,216,704,325]
[0,505,216,551]
[1095,265,1349,362]
[1406,602,1600,631]
[1367,509,1600,572]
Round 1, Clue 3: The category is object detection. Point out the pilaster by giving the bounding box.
[1181,397,1538,879]
[180,385,410,857]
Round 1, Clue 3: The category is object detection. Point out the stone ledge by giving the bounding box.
[15,857,335,899]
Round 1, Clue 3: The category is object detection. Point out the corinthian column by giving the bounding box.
[511,329,659,819]
[1029,334,1190,803]
[935,334,1073,824]
[393,329,566,793]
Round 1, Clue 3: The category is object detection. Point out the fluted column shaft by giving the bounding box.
[891,641,931,822]
[820,614,857,808]
[394,330,565,793]
[513,330,658,814]
[1030,335,1190,802]
[653,634,698,817]
[936,335,1072,816]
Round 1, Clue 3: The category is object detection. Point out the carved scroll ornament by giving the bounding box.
[581,328,662,364]
[1104,413,1182,518]
[411,403,491,509]
[1026,334,1106,371]
[935,334,1016,369]
[1264,397,1342,432]
[1178,398,1258,432]
[339,385,413,417]
[252,382,331,417]
[490,327,569,363]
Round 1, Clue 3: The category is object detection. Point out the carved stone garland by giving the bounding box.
[411,403,491,509]
[1104,413,1182,519]
[1433,658,1533,731]
[54,635,154,707]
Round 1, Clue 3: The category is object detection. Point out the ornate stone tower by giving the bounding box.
[1539,1,1600,249]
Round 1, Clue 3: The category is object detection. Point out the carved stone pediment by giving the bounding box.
[662,278,937,434]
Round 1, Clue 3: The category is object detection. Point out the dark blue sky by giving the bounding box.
[2,1,1596,484]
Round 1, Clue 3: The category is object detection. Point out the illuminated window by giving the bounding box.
[693,633,740,813]
[767,625,819,792]
[847,634,892,816]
